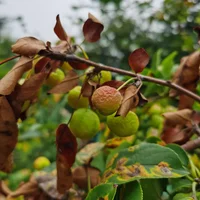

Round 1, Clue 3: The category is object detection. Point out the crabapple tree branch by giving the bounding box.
[39,51,200,103]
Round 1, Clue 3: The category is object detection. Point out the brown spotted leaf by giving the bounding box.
[116,85,139,117]
[162,109,193,127]
[128,48,150,73]
[15,72,47,102]
[48,70,79,94]
[56,124,77,193]
[83,13,104,43]
[0,96,18,172]
[0,56,32,95]
[54,15,68,41]
[12,37,46,56]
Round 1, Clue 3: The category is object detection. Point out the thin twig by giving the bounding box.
[39,52,200,103]
[181,137,200,151]
[0,55,20,65]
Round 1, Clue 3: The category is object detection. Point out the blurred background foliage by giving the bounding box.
[0,0,200,190]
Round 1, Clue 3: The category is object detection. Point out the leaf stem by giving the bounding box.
[117,77,135,91]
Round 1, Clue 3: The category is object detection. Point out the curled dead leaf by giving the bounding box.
[54,15,68,41]
[72,166,100,189]
[83,13,104,43]
[0,56,32,95]
[12,37,46,56]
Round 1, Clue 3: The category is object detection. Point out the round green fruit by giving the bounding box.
[46,68,65,87]
[91,86,122,116]
[33,156,51,170]
[107,111,139,137]
[150,114,164,129]
[68,86,89,109]
[148,104,163,115]
[69,108,100,139]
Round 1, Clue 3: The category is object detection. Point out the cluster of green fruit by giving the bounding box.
[67,71,140,140]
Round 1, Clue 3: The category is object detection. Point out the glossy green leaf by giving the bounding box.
[141,179,166,200]
[90,151,106,173]
[85,183,117,200]
[173,192,200,200]
[103,143,188,184]
[151,49,162,72]
[123,181,143,200]
[159,51,177,79]
[166,144,189,167]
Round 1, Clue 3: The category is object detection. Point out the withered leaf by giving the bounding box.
[34,57,51,73]
[116,85,139,117]
[12,37,46,57]
[1,153,13,173]
[56,124,77,193]
[102,80,124,89]
[128,48,150,73]
[52,41,75,54]
[169,51,200,109]
[83,13,104,43]
[81,78,94,98]
[68,60,89,70]
[0,96,18,172]
[48,70,79,94]
[54,15,68,41]
[0,56,32,95]
[15,72,47,102]
[161,127,190,144]
[8,180,39,198]
[162,109,193,127]
[73,166,100,189]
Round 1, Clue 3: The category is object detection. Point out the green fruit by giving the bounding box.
[68,86,89,109]
[69,108,100,139]
[150,114,164,129]
[61,61,73,73]
[82,67,112,84]
[148,104,163,115]
[46,68,65,87]
[33,156,51,170]
[107,111,139,137]
[91,86,122,116]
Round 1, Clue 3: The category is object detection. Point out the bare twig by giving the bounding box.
[182,137,200,151]
[0,55,20,65]
[39,52,200,103]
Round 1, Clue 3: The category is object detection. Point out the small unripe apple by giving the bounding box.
[46,68,65,87]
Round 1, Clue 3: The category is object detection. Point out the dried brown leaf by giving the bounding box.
[1,153,13,173]
[162,109,193,127]
[81,78,94,98]
[48,70,79,94]
[116,85,139,117]
[56,124,77,193]
[0,96,18,172]
[0,56,32,95]
[8,180,38,198]
[128,48,150,73]
[161,127,190,144]
[15,72,47,102]
[73,166,100,189]
[34,57,51,73]
[83,13,104,43]
[54,15,68,41]
[12,37,46,56]
[52,41,75,54]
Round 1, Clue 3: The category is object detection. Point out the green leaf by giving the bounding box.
[151,49,162,72]
[173,192,200,200]
[141,179,166,200]
[103,143,188,185]
[159,51,177,79]
[85,183,117,200]
[120,181,143,200]
[166,144,189,167]
[90,151,106,173]
[170,178,192,193]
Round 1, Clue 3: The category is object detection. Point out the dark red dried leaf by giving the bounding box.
[83,13,104,43]
[54,15,68,41]
[0,56,32,95]
[56,124,77,193]
[12,37,46,57]
[68,60,89,70]
[128,48,150,73]
[34,57,51,73]
[48,70,79,94]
